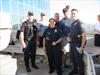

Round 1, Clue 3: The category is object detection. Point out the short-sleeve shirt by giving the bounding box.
[70,19,85,43]
[93,22,100,34]
[43,27,63,47]
[60,18,72,36]
[20,19,38,41]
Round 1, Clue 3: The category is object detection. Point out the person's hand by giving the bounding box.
[67,37,71,43]
[76,47,84,54]
[22,43,26,49]
[52,41,56,46]
[79,47,84,54]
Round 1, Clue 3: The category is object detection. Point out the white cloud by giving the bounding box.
[50,0,100,24]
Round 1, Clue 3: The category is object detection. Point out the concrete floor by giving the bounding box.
[0,53,72,75]
[0,35,100,75]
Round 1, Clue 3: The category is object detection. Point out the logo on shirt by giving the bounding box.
[74,22,77,26]
[54,29,57,33]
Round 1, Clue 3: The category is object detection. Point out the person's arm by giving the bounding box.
[67,33,71,43]
[52,38,63,46]
[79,22,86,53]
[81,32,86,48]
[42,27,47,49]
[19,32,26,49]
[52,28,63,46]
[78,32,86,54]
[19,22,26,49]
[43,38,46,49]
[56,38,63,44]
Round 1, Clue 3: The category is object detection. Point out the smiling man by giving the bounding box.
[69,9,86,75]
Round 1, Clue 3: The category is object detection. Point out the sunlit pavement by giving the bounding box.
[0,35,100,75]
[0,53,71,75]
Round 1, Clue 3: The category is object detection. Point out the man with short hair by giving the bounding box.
[69,9,86,75]
[60,5,72,69]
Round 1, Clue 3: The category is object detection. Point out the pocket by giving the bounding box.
[76,45,82,54]
[76,46,80,54]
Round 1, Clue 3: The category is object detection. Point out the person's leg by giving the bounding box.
[40,36,43,47]
[62,37,69,68]
[62,53,67,66]
[54,48,62,75]
[38,36,43,47]
[30,44,39,69]
[23,48,31,72]
[77,53,84,75]
[46,48,55,74]
[72,43,84,75]
[69,57,78,75]
[63,53,70,68]
[69,44,78,75]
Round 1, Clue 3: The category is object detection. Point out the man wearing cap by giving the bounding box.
[37,12,48,47]
[20,11,39,72]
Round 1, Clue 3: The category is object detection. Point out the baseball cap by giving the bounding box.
[28,11,33,16]
[41,12,45,16]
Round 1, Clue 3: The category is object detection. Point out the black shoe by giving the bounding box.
[57,72,62,75]
[68,70,78,75]
[64,64,71,68]
[49,70,55,74]
[26,67,31,72]
[32,64,39,69]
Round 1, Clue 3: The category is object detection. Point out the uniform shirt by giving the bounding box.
[43,27,63,47]
[60,18,72,36]
[70,19,85,44]
[93,22,100,34]
[20,19,38,41]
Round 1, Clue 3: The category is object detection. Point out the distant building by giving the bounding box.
[0,0,50,30]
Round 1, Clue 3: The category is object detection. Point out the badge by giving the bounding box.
[47,32,50,34]
[74,22,77,26]
[46,37,49,40]
[54,29,57,33]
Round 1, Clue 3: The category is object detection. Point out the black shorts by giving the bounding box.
[94,34,100,46]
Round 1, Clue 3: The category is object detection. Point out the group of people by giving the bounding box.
[19,5,100,75]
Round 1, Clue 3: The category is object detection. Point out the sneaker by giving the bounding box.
[32,64,39,69]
